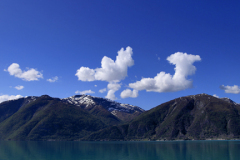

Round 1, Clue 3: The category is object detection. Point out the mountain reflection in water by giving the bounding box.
[0,141,240,160]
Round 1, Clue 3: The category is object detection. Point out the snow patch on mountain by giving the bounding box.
[62,95,145,114]
[62,95,95,107]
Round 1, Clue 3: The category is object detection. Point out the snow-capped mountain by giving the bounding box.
[1,93,240,141]
[0,94,145,122]
[62,95,145,121]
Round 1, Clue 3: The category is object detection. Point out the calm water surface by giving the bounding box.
[0,141,240,160]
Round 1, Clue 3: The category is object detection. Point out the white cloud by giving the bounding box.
[94,85,97,87]
[6,63,43,81]
[213,94,219,98]
[220,85,240,94]
[122,52,201,98]
[120,89,138,98]
[75,47,134,100]
[75,90,95,95]
[99,88,107,93]
[47,76,58,82]
[75,67,95,81]
[15,85,24,90]
[75,47,134,82]
[0,94,23,103]
[105,82,121,100]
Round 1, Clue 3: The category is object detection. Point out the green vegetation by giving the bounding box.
[1,94,240,141]
[84,94,240,141]
[0,95,107,140]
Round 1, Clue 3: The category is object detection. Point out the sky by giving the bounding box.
[0,0,240,110]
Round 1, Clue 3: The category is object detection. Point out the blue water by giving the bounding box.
[0,141,240,160]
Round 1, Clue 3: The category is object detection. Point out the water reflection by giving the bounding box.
[0,141,240,160]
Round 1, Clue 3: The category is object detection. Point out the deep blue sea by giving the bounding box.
[0,140,240,160]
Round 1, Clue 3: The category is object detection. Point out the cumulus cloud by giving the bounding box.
[75,90,95,95]
[6,63,43,81]
[75,67,95,81]
[99,88,107,93]
[75,47,134,100]
[15,85,24,90]
[220,85,240,94]
[120,89,138,98]
[0,94,23,103]
[122,52,201,98]
[47,76,58,82]
[105,82,121,100]
[75,47,134,82]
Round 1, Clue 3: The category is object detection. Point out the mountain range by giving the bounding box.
[0,94,240,141]
[0,94,143,140]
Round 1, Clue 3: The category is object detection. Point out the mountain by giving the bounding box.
[0,94,144,140]
[0,95,108,140]
[84,94,240,141]
[62,95,144,122]
[220,97,238,105]
[0,96,37,123]
[1,93,240,141]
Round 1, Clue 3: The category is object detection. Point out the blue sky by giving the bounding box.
[0,0,240,110]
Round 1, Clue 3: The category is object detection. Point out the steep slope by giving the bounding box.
[0,96,36,123]
[62,95,144,122]
[0,95,106,140]
[84,94,240,140]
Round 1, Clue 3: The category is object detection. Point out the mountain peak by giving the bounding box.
[184,94,238,105]
[39,95,52,99]
[62,94,144,121]
[62,94,96,107]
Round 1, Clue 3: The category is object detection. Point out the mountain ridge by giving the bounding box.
[1,93,240,141]
[83,94,240,141]
[0,94,144,140]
